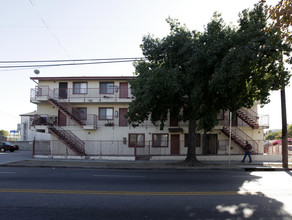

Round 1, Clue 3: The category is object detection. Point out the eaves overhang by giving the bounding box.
[30,76,136,81]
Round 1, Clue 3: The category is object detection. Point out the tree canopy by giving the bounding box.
[265,124,292,140]
[127,4,291,163]
[0,130,9,138]
[259,0,292,82]
[260,0,292,44]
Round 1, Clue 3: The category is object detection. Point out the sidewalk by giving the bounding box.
[1,157,291,171]
[1,151,291,171]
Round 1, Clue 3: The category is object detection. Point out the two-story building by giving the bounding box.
[30,76,269,160]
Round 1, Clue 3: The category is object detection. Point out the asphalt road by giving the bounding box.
[0,166,292,219]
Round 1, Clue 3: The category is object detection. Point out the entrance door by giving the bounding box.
[119,82,128,98]
[58,110,67,126]
[202,134,218,155]
[59,82,68,99]
[119,108,128,126]
[171,134,180,155]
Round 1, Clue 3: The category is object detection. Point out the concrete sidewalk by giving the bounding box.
[1,151,291,171]
[1,157,291,171]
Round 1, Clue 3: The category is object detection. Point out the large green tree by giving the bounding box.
[127,5,291,164]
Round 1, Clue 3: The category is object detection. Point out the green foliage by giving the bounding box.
[128,5,290,128]
[260,0,292,45]
[265,131,281,140]
[260,0,292,69]
[287,124,292,137]
[211,5,291,111]
[265,125,292,140]
[127,4,291,161]
[0,130,9,137]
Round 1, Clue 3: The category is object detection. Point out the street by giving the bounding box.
[0,167,292,219]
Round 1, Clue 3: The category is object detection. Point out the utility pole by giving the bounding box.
[281,87,288,169]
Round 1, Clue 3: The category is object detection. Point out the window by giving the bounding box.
[152,134,168,147]
[129,134,145,147]
[99,108,113,120]
[100,82,114,94]
[73,107,87,120]
[73,82,87,94]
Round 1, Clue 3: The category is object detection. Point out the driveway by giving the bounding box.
[0,150,32,165]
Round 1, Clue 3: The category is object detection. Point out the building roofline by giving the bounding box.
[30,76,136,81]
[19,111,37,116]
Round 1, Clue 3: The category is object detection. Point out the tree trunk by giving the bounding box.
[185,119,200,164]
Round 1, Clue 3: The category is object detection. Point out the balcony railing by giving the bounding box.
[218,110,269,129]
[31,86,134,103]
[258,114,269,128]
[32,114,97,129]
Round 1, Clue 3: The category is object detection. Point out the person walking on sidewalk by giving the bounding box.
[241,141,252,163]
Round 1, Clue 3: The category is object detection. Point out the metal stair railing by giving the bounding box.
[48,126,86,156]
[236,108,259,129]
[48,98,84,127]
[32,86,97,128]
[222,111,258,153]
[45,116,86,156]
[32,114,86,156]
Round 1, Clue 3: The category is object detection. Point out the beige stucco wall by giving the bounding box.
[33,78,267,156]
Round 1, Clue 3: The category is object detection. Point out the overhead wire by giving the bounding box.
[29,0,73,61]
[0,57,145,69]
[0,57,144,63]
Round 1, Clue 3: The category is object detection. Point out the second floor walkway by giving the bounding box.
[31,85,134,104]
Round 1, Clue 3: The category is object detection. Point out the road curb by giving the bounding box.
[1,161,283,171]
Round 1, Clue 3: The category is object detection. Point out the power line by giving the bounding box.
[0,57,144,63]
[0,58,144,69]
[29,0,72,61]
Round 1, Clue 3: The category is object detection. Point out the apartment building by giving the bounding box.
[30,76,269,159]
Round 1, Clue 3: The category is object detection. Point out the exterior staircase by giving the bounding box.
[221,110,258,153]
[31,86,98,129]
[48,125,85,156]
[48,98,84,127]
[221,127,245,148]
[33,115,86,156]
[236,108,259,129]
[31,86,96,156]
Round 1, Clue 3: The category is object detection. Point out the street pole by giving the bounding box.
[281,87,288,169]
[229,111,232,166]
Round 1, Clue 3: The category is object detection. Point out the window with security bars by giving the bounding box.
[129,134,145,147]
[152,134,168,147]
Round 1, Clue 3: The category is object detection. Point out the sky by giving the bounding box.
[0,0,290,132]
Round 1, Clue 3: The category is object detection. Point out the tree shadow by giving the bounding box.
[177,171,292,219]
[119,169,292,219]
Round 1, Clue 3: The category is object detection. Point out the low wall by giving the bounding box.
[12,141,33,151]
[33,154,285,162]
[151,155,283,162]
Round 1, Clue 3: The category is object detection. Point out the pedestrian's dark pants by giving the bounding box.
[242,151,252,163]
